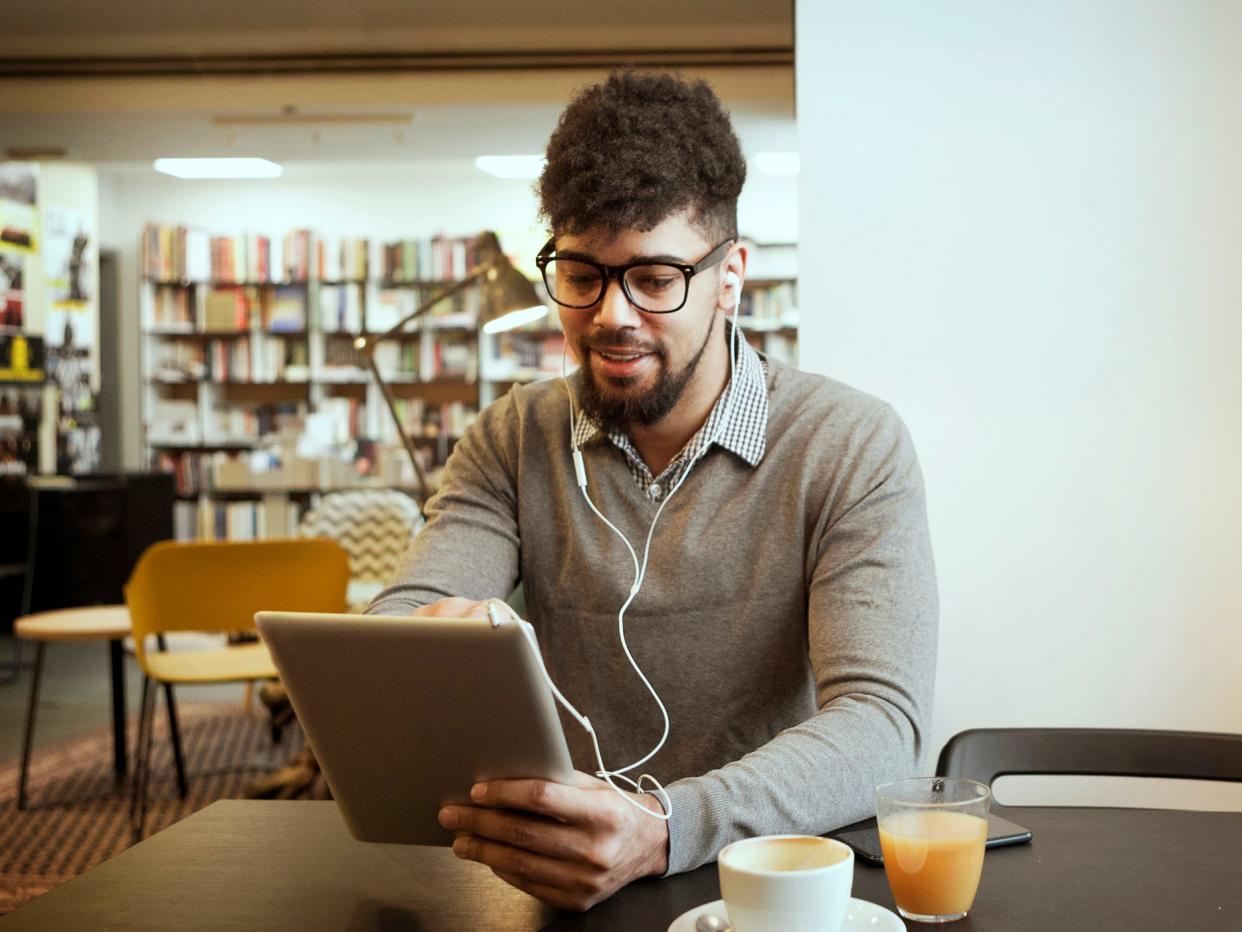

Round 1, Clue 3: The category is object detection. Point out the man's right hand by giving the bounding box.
[411,597,490,619]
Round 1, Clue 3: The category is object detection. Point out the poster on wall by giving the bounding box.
[0,164,39,254]
[0,332,45,382]
[45,302,99,473]
[0,251,24,328]
[44,206,92,305]
[45,319,94,408]
[44,206,98,406]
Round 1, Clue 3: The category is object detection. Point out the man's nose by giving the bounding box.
[593,275,643,329]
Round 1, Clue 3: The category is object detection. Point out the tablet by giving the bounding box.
[255,609,575,846]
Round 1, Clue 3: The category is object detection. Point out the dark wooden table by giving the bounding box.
[3,801,1240,930]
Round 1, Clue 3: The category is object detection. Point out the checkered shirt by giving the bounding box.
[571,329,769,501]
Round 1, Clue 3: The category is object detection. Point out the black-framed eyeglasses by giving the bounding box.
[535,237,733,314]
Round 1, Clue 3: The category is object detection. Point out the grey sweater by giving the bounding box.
[369,358,938,874]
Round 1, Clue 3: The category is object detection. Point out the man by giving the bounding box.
[368,70,937,911]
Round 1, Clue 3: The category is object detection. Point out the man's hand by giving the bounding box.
[411,597,488,619]
[438,771,670,911]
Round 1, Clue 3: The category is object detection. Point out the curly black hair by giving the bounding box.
[537,70,747,243]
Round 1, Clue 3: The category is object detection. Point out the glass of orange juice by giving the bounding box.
[875,777,990,923]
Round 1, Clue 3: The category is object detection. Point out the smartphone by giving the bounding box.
[829,812,1033,865]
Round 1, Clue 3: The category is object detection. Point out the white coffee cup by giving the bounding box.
[717,835,854,932]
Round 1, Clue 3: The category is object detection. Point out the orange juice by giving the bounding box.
[879,810,987,917]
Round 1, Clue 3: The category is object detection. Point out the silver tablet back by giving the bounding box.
[256,610,575,845]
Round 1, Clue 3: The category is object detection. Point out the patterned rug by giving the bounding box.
[0,703,310,915]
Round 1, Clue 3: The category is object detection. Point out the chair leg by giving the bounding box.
[17,641,46,811]
[163,682,188,799]
[131,676,152,820]
[130,676,151,819]
[108,639,127,781]
[130,680,156,840]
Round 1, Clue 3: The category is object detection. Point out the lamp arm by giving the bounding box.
[360,346,431,507]
[359,258,496,509]
[375,263,492,343]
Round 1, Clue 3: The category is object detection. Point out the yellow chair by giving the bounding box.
[124,538,349,837]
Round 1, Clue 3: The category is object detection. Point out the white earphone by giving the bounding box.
[548,265,744,821]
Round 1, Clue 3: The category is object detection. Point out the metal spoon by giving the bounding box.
[695,915,732,932]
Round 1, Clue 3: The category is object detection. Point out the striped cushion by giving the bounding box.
[298,490,423,584]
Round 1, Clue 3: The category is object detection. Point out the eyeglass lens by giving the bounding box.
[543,259,687,313]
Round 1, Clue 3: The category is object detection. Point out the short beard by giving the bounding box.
[576,315,717,434]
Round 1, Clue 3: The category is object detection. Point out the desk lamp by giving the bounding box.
[353,231,546,505]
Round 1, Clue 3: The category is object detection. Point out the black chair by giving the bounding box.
[10,473,188,809]
[937,728,1242,791]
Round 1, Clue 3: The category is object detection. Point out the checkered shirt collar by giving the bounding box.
[571,328,769,484]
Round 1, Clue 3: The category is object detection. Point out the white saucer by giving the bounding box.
[668,897,904,932]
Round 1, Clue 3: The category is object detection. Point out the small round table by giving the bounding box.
[13,605,184,810]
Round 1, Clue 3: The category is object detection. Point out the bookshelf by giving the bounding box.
[140,225,567,541]
[739,241,799,366]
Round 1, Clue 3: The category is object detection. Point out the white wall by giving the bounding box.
[99,162,796,468]
[796,2,1242,807]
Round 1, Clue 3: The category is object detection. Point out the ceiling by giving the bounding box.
[0,0,793,58]
[0,1,795,167]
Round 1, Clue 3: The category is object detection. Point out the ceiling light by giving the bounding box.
[153,158,283,179]
[212,113,413,127]
[475,155,545,180]
[754,152,800,176]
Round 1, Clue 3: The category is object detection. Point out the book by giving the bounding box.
[202,286,255,332]
[318,283,363,332]
[264,284,307,332]
[283,229,313,281]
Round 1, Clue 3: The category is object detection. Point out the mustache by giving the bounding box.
[579,329,662,356]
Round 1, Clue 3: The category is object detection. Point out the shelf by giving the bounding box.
[177,488,319,501]
[148,376,203,385]
[148,329,311,338]
[149,440,256,451]
[222,378,312,386]
[387,379,478,404]
[377,280,460,289]
[147,280,311,288]
[207,280,311,288]
[176,482,423,501]
[365,332,423,342]
[148,329,249,339]
[739,319,798,334]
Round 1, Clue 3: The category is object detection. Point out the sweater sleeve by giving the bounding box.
[660,402,939,874]
[367,392,523,615]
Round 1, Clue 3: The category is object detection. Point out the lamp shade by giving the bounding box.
[474,232,547,333]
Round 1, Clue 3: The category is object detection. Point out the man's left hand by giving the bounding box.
[438,770,669,911]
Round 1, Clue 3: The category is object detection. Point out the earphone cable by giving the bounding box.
[548,272,744,820]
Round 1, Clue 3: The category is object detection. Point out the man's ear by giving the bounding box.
[719,244,748,310]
